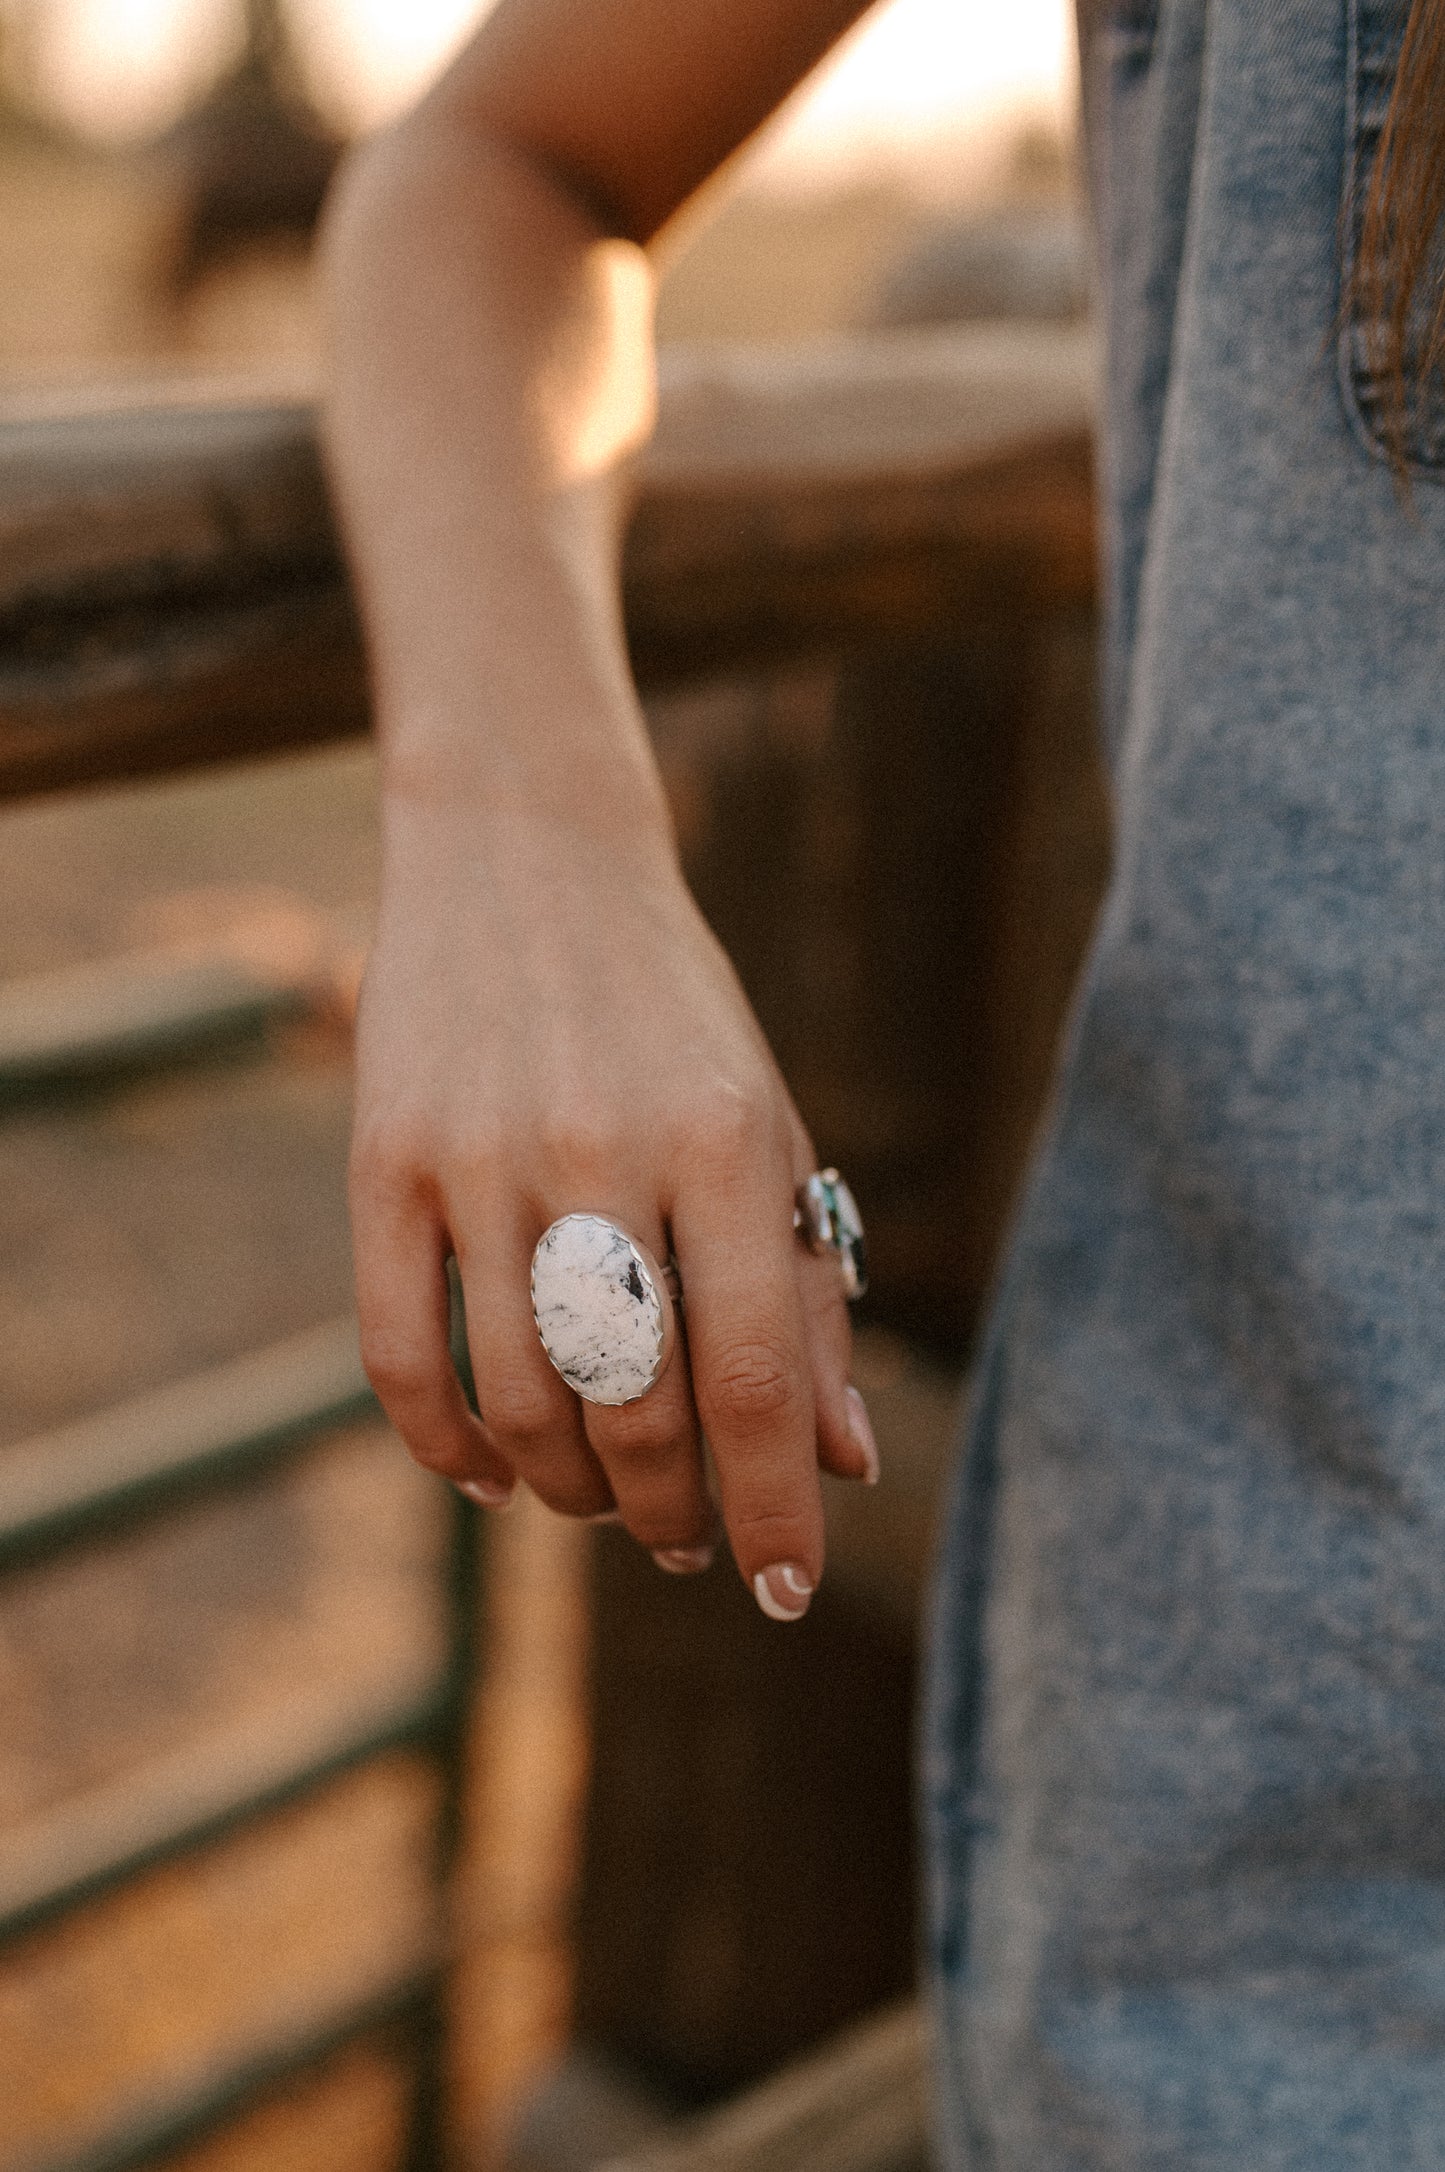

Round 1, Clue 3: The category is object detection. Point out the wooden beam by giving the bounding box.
[0,326,1094,801]
[600,2001,929,2172]
[0,944,313,1093]
[0,1316,373,1565]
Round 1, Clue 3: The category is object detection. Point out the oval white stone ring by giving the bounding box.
[530,1213,681,1407]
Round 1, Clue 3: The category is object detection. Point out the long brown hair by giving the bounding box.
[1356,0,1445,464]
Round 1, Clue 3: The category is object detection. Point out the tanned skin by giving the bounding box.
[321,0,883,1612]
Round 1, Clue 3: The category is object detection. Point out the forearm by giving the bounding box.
[325,0,879,1593]
[319,105,673,856]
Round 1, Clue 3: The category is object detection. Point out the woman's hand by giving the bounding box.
[321,0,886,1614]
[350,795,877,1617]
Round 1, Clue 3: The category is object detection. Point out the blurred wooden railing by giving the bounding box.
[604,2000,929,2172]
[0,325,1100,2172]
[0,324,1093,800]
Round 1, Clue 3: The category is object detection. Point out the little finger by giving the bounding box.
[795,1240,875,1483]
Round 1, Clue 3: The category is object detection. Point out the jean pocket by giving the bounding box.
[1340,0,1445,473]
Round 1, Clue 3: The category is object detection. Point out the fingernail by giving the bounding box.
[753,1563,814,1621]
[457,1478,515,1511]
[588,1509,624,1525]
[652,1543,715,1575]
[845,1385,880,1485]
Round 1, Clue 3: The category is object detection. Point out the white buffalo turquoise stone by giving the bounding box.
[531,1214,668,1405]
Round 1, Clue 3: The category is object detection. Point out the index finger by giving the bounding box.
[670,1144,824,1622]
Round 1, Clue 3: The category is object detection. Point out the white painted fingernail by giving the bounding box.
[457,1478,515,1511]
[753,1563,814,1621]
[845,1385,880,1485]
[652,1543,715,1575]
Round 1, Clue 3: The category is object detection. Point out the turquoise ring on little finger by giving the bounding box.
[794,1168,868,1301]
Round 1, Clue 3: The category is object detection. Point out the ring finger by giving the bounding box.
[540,1208,717,1565]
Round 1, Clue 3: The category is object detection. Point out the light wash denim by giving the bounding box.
[924,3,1445,2165]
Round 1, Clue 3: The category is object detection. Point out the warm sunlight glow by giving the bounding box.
[304,0,1076,145]
[293,0,483,130]
[24,0,1076,162]
[25,0,239,141]
[766,0,1076,178]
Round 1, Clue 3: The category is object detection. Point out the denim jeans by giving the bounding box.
[924,3,1445,2165]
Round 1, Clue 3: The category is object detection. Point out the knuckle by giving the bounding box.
[728,1501,813,1557]
[529,1472,614,1519]
[350,1121,426,1206]
[678,1081,770,1167]
[404,1439,463,1481]
[706,1337,805,1434]
[359,1329,433,1409]
[536,1094,619,1178]
[443,1119,507,1192]
[358,1340,469,1481]
[601,1400,688,1465]
[480,1361,564,1445]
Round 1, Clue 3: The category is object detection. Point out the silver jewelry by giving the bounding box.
[531,1213,679,1406]
[794,1168,868,1300]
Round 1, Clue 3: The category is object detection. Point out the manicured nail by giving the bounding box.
[753,1563,814,1621]
[845,1385,880,1485]
[457,1478,514,1511]
[652,1543,715,1575]
[588,1509,625,1525]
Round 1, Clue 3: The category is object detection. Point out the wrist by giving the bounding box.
[377,688,676,852]
[377,746,682,892]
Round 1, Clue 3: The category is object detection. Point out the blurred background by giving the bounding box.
[0,0,1081,377]
[0,5,1106,2170]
